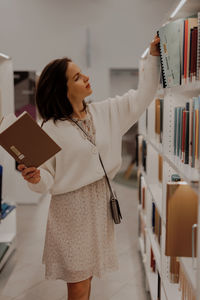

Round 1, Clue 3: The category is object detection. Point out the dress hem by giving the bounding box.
[43,263,120,283]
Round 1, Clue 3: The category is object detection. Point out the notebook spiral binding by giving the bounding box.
[157,30,167,88]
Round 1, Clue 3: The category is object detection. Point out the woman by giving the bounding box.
[18,36,160,300]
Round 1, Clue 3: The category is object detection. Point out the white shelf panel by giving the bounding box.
[0,237,16,271]
[0,208,16,243]
[179,257,197,292]
[164,80,200,96]
[142,134,199,192]
[143,135,163,156]
[138,236,146,264]
[0,232,16,243]
[138,205,147,225]
[147,227,161,274]
[145,265,158,300]
[164,154,199,192]
[148,183,162,217]
[162,276,182,300]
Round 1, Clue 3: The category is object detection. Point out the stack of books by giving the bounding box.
[158,12,200,87]
[174,95,200,168]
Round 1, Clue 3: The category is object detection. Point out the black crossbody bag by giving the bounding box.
[68,117,122,224]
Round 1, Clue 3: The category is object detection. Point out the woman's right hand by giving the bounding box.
[17,164,41,184]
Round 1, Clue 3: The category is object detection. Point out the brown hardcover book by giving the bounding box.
[165,182,198,257]
[0,111,61,168]
[155,206,160,241]
[155,99,161,134]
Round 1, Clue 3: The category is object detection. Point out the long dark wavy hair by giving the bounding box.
[35,57,87,125]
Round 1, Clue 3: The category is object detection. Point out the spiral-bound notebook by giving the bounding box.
[157,19,183,88]
[0,111,61,168]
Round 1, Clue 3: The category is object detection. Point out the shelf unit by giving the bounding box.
[0,54,17,271]
[137,1,200,299]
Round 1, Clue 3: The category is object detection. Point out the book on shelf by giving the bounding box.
[138,172,146,211]
[0,243,9,264]
[142,139,147,172]
[136,134,147,171]
[152,202,155,233]
[158,154,163,182]
[197,12,200,80]
[150,247,156,272]
[165,181,198,257]
[136,134,143,167]
[154,206,161,246]
[179,260,196,300]
[155,98,163,143]
[157,14,200,87]
[0,111,61,168]
[1,202,16,220]
[174,96,200,169]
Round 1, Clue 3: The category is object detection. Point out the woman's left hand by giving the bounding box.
[150,35,160,56]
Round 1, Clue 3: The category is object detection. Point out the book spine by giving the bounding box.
[185,110,189,164]
[189,28,193,80]
[184,19,188,83]
[192,108,196,168]
[182,110,186,162]
[197,13,200,80]
[174,108,178,155]
[189,98,193,166]
[160,99,163,143]
[193,27,198,79]
[195,109,199,168]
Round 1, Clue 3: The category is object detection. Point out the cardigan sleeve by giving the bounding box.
[98,51,160,136]
[26,155,56,194]
[26,123,57,194]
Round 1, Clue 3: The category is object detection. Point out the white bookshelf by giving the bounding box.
[137,1,200,299]
[0,54,17,271]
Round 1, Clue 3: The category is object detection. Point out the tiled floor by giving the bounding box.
[0,162,151,299]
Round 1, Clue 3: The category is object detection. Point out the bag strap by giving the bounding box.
[67,116,116,198]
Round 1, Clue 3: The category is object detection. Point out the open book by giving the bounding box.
[0,111,61,168]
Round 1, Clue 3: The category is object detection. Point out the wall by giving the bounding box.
[0,0,175,101]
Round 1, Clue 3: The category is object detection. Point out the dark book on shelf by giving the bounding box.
[158,154,163,182]
[152,202,155,233]
[0,243,9,263]
[150,247,156,272]
[157,271,161,300]
[1,202,16,219]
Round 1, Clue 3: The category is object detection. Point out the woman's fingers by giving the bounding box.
[22,167,36,177]
[17,164,40,184]
[17,164,27,171]
[23,170,40,180]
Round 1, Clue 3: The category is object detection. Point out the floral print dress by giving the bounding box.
[42,105,119,283]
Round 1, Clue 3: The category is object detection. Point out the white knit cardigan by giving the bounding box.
[27,52,160,195]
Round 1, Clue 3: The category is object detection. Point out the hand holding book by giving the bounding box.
[17,164,41,184]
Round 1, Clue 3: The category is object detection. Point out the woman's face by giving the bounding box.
[66,62,92,102]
